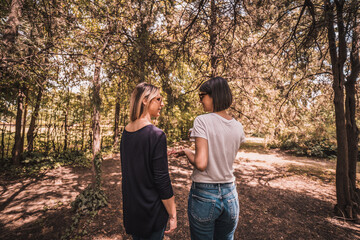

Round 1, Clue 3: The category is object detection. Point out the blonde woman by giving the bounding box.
[120,82,177,239]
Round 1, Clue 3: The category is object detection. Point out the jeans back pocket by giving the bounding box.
[190,193,216,222]
[227,196,239,220]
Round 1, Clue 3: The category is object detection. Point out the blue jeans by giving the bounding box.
[188,182,239,240]
[132,225,166,240]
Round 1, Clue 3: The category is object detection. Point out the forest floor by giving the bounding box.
[1,138,360,240]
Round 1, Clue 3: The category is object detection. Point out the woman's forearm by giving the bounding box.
[184,149,195,166]
[162,196,177,234]
[162,196,176,218]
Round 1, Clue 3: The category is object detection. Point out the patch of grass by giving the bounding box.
[241,141,268,153]
[269,137,338,159]
[286,164,335,183]
[0,150,92,180]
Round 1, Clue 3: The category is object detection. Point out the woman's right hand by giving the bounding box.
[168,148,185,157]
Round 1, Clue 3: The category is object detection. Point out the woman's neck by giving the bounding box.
[214,110,232,120]
[139,112,152,123]
[125,114,152,132]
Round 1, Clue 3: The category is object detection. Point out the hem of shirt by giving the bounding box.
[190,176,236,183]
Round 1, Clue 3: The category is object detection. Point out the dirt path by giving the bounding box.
[0,166,92,239]
[1,148,360,239]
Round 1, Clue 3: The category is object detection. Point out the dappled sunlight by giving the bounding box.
[1,149,359,239]
[269,175,336,201]
[109,172,121,177]
[325,217,360,236]
[236,150,336,169]
[0,166,92,238]
[234,149,337,202]
[167,148,360,239]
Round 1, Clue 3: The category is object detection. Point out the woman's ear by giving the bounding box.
[142,98,148,106]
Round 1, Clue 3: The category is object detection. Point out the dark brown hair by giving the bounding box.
[199,77,233,112]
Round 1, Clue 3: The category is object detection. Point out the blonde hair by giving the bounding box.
[129,82,159,122]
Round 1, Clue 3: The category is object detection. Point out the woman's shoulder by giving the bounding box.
[124,123,151,133]
[146,125,166,137]
[194,113,213,121]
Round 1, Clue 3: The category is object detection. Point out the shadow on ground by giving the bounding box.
[0,166,92,240]
[84,153,360,240]
[1,151,359,240]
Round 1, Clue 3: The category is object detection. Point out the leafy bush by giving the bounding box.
[270,132,337,158]
[62,153,107,240]
[71,185,108,216]
[52,150,92,168]
[0,150,92,179]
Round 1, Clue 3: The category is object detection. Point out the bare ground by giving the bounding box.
[1,144,360,240]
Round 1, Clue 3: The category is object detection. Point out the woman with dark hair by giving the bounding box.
[174,77,245,240]
[120,82,177,240]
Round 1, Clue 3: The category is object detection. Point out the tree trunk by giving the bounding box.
[333,77,352,218]
[6,117,13,158]
[345,77,360,213]
[1,124,5,161]
[209,0,218,77]
[20,92,27,154]
[92,59,102,158]
[64,89,70,151]
[12,88,24,165]
[345,7,360,210]
[81,96,86,151]
[91,57,103,188]
[3,0,24,45]
[45,113,50,153]
[325,0,353,218]
[113,79,121,148]
[138,23,148,83]
[27,86,43,152]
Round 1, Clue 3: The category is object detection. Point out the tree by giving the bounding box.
[2,0,25,165]
[269,0,360,218]
[324,0,360,218]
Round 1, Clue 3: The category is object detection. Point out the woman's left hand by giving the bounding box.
[165,215,177,235]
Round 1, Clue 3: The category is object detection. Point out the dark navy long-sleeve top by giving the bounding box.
[120,124,173,238]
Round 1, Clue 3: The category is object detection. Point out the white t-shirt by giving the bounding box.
[190,113,246,183]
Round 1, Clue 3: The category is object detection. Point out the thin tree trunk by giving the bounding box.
[3,0,24,45]
[45,113,50,153]
[12,88,24,165]
[4,0,24,164]
[91,57,103,188]
[113,79,121,147]
[20,92,27,154]
[81,96,86,151]
[27,86,43,152]
[209,0,218,77]
[6,117,12,158]
[138,22,148,83]
[345,7,360,210]
[1,124,5,161]
[92,58,102,158]
[64,89,70,151]
[325,0,353,218]
[52,119,57,152]
[91,36,109,187]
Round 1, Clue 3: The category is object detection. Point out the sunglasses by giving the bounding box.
[199,93,208,100]
[153,97,162,102]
